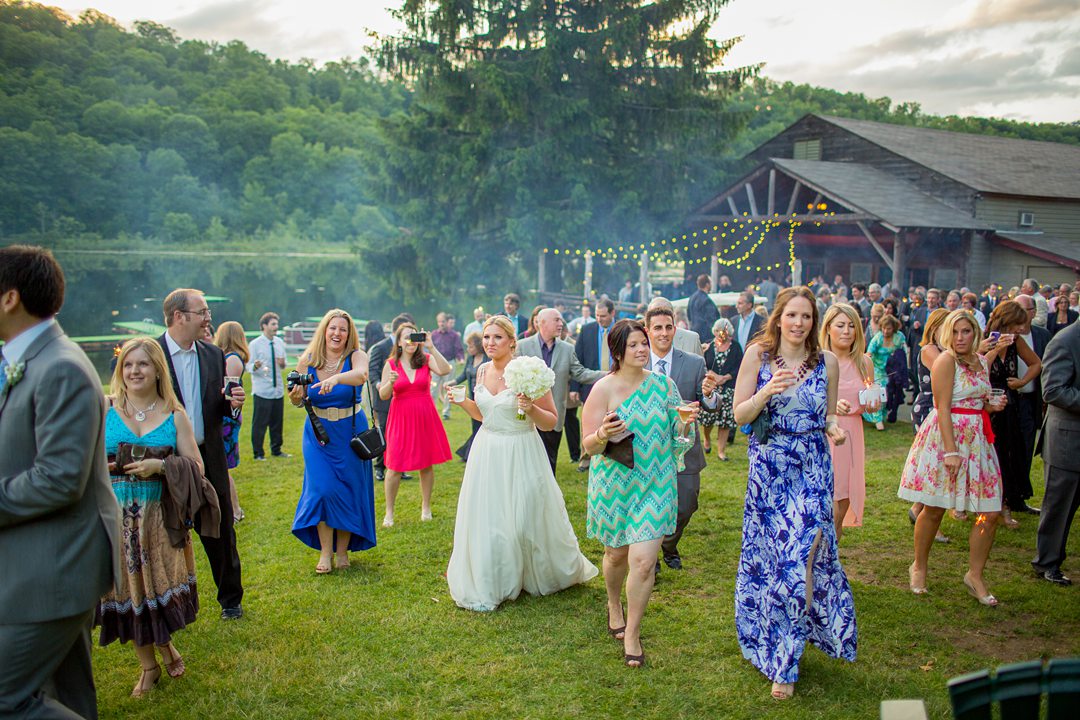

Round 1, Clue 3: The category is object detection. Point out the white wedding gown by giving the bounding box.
[447,385,598,611]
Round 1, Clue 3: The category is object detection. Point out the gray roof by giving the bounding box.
[993,231,1080,268]
[819,115,1080,200]
[771,158,992,230]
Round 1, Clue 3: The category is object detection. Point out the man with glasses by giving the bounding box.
[157,288,246,620]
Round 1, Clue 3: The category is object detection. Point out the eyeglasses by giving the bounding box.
[181,308,212,319]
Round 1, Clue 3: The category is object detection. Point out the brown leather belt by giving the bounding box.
[311,403,364,421]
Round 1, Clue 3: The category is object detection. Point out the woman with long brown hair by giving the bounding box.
[732,287,855,700]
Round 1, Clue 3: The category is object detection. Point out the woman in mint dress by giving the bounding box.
[581,319,697,668]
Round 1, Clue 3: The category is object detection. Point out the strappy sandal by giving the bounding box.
[131,664,161,698]
[606,606,626,641]
[771,682,794,700]
[157,643,185,678]
[315,557,333,574]
[624,651,645,668]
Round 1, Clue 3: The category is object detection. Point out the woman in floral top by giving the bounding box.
[898,311,1004,606]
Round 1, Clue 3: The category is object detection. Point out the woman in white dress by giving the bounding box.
[446,315,598,611]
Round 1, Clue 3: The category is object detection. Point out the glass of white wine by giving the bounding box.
[131,444,147,463]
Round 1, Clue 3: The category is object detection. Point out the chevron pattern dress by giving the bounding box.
[587,372,692,548]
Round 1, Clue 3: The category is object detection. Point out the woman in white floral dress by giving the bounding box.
[898,311,1004,606]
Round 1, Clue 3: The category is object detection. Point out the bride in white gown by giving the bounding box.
[446,316,598,611]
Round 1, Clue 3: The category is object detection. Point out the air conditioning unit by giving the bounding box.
[1019,212,1035,227]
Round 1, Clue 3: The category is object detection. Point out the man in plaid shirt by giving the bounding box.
[431,312,464,419]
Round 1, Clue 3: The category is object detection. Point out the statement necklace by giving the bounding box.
[774,352,812,383]
[128,398,158,422]
[323,356,342,372]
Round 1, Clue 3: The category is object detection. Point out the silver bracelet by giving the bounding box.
[943,451,960,458]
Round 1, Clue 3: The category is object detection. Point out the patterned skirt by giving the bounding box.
[699,387,735,428]
[223,412,242,469]
[96,478,198,647]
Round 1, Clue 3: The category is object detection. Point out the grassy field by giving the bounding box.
[92,390,1080,719]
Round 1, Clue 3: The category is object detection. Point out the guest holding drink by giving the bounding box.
[582,319,698,667]
[820,304,878,540]
[378,323,453,526]
[288,309,376,573]
[983,301,1042,530]
[700,318,741,460]
[214,321,249,522]
[453,332,489,462]
[98,338,203,697]
[898,311,1004,606]
[732,287,855,700]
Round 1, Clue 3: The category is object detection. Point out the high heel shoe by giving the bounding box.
[963,573,999,607]
[157,644,185,678]
[131,664,161,698]
[1000,509,1019,529]
[908,563,928,595]
[606,605,626,641]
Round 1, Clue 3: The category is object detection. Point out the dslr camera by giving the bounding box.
[287,370,315,391]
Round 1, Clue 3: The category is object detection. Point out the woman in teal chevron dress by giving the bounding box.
[582,319,697,668]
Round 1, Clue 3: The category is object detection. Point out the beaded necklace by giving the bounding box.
[774,352,812,383]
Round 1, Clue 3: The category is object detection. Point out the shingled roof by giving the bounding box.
[818,115,1080,200]
[771,158,992,231]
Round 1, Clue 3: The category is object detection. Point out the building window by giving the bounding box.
[793,138,821,161]
[850,263,873,283]
[1018,211,1035,227]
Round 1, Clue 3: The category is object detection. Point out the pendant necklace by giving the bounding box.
[129,398,157,422]
[324,356,342,372]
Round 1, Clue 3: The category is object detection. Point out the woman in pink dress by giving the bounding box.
[378,322,453,527]
[898,311,1004,606]
[820,304,878,542]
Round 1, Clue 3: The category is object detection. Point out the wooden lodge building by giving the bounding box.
[687,114,1080,292]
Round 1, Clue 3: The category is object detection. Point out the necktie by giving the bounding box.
[599,327,610,370]
[656,358,667,376]
[269,338,277,388]
[0,356,8,394]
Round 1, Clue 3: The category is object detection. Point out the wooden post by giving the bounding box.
[710,238,719,289]
[892,232,907,291]
[583,250,593,301]
[639,250,649,303]
[767,169,776,216]
[537,250,546,295]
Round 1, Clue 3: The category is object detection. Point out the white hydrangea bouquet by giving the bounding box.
[503,355,556,420]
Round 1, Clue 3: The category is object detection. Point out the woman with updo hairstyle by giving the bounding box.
[581,319,698,668]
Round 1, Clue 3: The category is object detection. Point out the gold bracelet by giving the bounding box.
[595,430,607,443]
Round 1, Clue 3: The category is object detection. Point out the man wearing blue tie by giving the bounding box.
[247,311,289,460]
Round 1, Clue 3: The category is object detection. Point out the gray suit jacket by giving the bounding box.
[647,349,707,476]
[517,335,605,432]
[1041,321,1080,472]
[675,327,702,356]
[0,322,122,624]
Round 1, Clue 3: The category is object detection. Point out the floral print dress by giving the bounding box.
[897,358,1002,512]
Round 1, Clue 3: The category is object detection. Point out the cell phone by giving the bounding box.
[988,331,1001,341]
[409,332,427,343]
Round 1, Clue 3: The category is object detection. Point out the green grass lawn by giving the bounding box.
[93,394,1080,719]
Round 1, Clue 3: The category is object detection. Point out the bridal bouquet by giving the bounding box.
[503,356,556,420]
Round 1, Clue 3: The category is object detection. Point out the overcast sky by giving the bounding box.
[54,0,1079,122]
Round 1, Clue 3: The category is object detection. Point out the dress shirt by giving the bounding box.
[247,334,286,399]
[462,320,483,345]
[432,329,463,362]
[540,336,556,367]
[737,313,754,350]
[1032,293,1048,328]
[650,349,674,377]
[165,331,204,444]
[598,323,611,370]
[0,317,55,367]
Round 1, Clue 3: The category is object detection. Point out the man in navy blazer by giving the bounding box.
[158,288,246,619]
[500,293,529,337]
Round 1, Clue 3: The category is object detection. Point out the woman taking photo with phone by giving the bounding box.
[379,323,452,527]
[732,287,855,700]
[581,319,698,668]
[288,309,375,574]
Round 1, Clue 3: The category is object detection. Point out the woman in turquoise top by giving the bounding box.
[96,338,203,698]
[863,315,906,430]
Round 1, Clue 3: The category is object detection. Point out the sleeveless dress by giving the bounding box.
[910,347,937,432]
[898,358,1002,512]
[447,378,598,611]
[989,344,1033,510]
[735,357,858,684]
[586,372,691,547]
[384,358,452,472]
[861,331,904,425]
[292,356,376,552]
[97,410,198,647]
[222,352,244,469]
[831,357,867,527]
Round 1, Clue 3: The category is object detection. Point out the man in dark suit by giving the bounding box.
[1014,294,1051,514]
[367,313,413,482]
[500,293,529,337]
[1,245,122,719]
[978,283,1000,319]
[687,274,720,341]
[644,306,717,571]
[733,290,765,352]
[574,298,617,471]
[158,288,245,619]
[1032,320,1080,586]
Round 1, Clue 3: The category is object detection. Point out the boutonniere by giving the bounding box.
[3,361,25,393]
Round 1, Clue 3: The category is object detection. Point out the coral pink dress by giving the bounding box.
[830,357,867,527]
[384,358,452,472]
[897,358,1002,512]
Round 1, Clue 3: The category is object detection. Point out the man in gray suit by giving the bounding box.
[644,306,718,571]
[1032,320,1080,586]
[0,245,122,719]
[649,297,701,356]
[518,308,605,474]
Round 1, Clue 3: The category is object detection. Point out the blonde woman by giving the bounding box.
[820,304,878,541]
[97,338,203,697]
[287,309,375,573]
[213,321,249,521]
[898,311,1004,605]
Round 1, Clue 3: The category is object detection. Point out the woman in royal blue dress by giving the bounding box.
[732,287,857,700]
[288,309,376,574]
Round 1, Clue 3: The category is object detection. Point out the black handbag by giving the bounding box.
[349,382,385,460]
[602,429,635,469]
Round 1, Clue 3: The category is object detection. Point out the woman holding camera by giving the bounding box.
[288,309,375,574]
[379,322,452,527]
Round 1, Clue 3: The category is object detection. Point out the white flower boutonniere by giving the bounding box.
[3,361,25,394]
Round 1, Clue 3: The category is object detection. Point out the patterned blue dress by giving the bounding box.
[735,356,857,684]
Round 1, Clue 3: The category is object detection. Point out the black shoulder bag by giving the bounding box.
[350,381,386,460]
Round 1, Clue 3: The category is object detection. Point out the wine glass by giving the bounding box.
[131,444,147,463]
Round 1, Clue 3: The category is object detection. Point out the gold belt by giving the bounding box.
[311,403,364,421]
